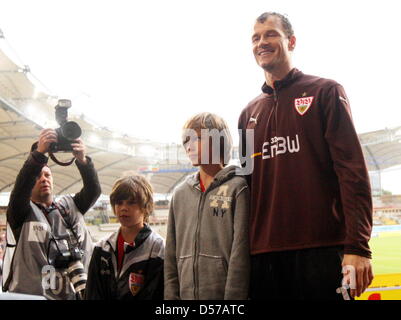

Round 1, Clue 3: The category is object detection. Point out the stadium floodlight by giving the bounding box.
[88,133,101,144]
[24,103,46,127]
[25,104,36,118]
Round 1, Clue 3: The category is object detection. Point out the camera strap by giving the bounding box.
[33,202,81,265]
[49,152,76,167]
[54,202,81,245]
[2,224,17,292]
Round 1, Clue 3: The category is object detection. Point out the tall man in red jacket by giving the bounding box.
[238,12,373,300]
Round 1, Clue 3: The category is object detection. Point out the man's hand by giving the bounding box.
[71,138,87,165]
[37,129,58,154]
[342,254,374,298]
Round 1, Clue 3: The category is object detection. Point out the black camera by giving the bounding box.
[54,246,87,299]
[49,99,82,153]
[54,246,83,269]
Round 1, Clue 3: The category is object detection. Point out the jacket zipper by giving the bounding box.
[273,89,278,138]
[107,240,119,280]
[264,89,279,143]
[193,189,204,300]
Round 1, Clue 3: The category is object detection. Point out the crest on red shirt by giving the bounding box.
[294,96,314,115]
[129,271,145,296]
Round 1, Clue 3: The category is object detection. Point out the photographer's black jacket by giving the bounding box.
[85,224,164,300]
[3,151,101,299]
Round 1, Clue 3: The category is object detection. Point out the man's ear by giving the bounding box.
[289,35,296,51]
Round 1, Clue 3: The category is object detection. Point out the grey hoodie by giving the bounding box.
[164,165,250,300]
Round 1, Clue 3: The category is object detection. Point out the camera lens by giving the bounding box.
[67,260,87,295]
[61,121,82,140]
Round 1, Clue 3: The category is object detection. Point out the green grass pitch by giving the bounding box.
[370,235,401,275]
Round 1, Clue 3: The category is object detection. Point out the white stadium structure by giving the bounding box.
[1,29,401,240]
[0,36,401,197]
[0,32,197,197]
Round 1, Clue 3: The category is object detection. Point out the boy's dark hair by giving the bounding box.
[182,112,233,166]
[110,174,154,223]
[256,12,294,39]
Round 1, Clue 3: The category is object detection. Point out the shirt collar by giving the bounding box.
[33,201,57,214]
[261,68,302,94]
[116,224,152,254]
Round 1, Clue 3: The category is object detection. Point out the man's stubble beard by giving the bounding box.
[33,190,53,205]
[260,59,278,73]
[262,64,274,73]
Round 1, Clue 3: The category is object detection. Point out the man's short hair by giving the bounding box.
[182,112,233,166]
[256,12,294,39]
[110,174,154,223]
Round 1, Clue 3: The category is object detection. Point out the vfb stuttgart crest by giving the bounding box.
[294,96,314,115]
[129,271,144,296]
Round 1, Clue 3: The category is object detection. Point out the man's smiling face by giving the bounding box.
[252,15,295,74]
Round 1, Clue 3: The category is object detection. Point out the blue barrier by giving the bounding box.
[372,225,401,232]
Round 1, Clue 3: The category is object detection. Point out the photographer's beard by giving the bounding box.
[31,185,53,207]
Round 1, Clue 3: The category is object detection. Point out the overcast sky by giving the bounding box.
[1,0,401,192]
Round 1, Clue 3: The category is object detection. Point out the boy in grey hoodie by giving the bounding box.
[164,112,250,300]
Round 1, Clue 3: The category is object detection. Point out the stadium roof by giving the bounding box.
[0,39,192,195]
[0,33,400,197]
[359,126,401,172]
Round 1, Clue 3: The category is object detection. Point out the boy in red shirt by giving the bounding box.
[85,175,164,300]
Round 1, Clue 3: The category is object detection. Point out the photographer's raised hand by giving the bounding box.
[71,138,87,165]
[37,129,57,154]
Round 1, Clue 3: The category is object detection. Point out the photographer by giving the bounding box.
[2,129,101,299]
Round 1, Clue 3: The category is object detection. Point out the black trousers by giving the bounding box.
[250,246,348,300]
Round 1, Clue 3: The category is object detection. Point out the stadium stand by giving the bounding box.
[0,31,194,196]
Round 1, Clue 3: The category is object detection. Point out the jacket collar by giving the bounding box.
[186,165,237,192]
[261,68,302,94]
[32,201,57,214]
[107,223,152,253]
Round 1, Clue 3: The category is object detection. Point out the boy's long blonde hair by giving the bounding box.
[182,112,233,166]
